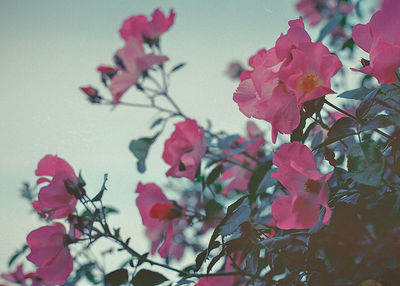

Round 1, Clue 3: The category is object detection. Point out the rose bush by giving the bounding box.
[2,2,400,286]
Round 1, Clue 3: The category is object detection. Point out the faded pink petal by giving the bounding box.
[26,223,73,285]
[280,42,341,106]
[162,119,206,180]
[135,183,185,260]
[271,142,333,229]
[352,2,400,83]
[143,9,175,39]
[110,38,168,103]
[33,155,77,219]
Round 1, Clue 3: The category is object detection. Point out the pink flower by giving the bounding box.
[296,0,323,26]
[143,9,175,40]
[32,155,77,219]
[1,265,26,285]
[279,41,342,106]
[234,18,340,143]
[162,119,206,180]
[352,0,400,84]
[26,223,73,285]
[275,17,311,63]
[271,142,332,229]
[120,9,175,44]
[136,183,185,260]
[220,122,265,195]
[109,38,168,103]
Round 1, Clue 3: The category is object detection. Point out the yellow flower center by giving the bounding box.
[299,74,318,94]
[304,178,320,193]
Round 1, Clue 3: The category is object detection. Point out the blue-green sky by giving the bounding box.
[0,0,334,276]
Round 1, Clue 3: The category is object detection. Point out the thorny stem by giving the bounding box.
[101,231,259,279]
[103,99,180,116]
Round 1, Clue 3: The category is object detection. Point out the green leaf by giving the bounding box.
[356,89,379,119]
[360,115,394,132]
[150,118,163,129]
[337,87,374,100]
[248,162,272,201]
[207,196,248,253]
[317,14,342,42]
[92,173,108,202]
[206,164,223,185]
[170,63,186,74]
[313,117,356,150]
[219,198,251,236]
[104,269,128,286]
[131,269,168,286]
[129,134,159,173]
[347,139,384,187]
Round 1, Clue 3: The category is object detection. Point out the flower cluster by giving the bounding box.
[234,18,342,143]
[80,9,174,104]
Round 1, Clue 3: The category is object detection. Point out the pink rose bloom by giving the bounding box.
[233,47,283,119]
[279,41,342,106]
[143,9,175,40]
[352,0,400,84]
[109,38,168,103]
[162,119,206,180]
[275,17,311,63]
[32,155,77,219]
[136,183,185,260]
[26,223,73,285]
[271,142,333,229]
[220,122,265,195]
[120,9,175,43]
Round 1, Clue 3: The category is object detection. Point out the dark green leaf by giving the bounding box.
[337,87,374,100]
[170,63,186,73]
[314,117,356,150]
[104,269,128,286]
[219,198,251,236]
[207,196,248,253]
[336,193,360,205]
[356,89,379,119]
[347,139,384,187]
[131,269,168,286]
[206,165,223,185]
[248,162,272,201]
[104,206,119,215]
[360,115,394,132]
[317,14,342,42]
[206,251,225,274]
[129,134,159,173]
[150,118,163,129]
[195,249,208,272]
